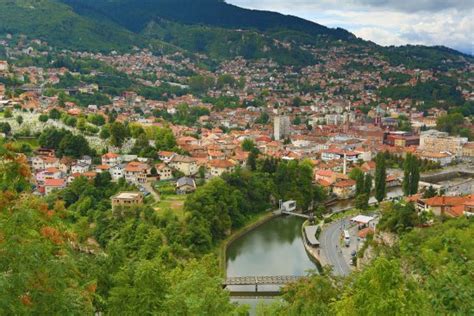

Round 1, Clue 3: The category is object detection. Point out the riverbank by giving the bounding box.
[217,211,279,277]
[301,221,324,271]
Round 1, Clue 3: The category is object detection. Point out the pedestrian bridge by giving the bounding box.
[224,275,302,286]
[273,209,311,219]
[223,275,303,294]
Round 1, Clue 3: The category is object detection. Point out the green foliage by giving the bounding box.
[0,196,94,314]
[255,111,270,124]
[274,160,321,211]
[332,257,431,315]
[38,114,49,122]
[399,218,474,314]
[0,0,140,52]
[3,108,12,118]
[378,202,421,233]
[382,45,471,70]
[381,71,411,84]
[109,122,129,147]
[0,122,11,135]
[379,76,464,110]
[355,193,369,210]
[49,108,61,120]
[436,112,471,139]
[374,153,387,203]
[38,127,92,158]
[267,272,340,315]
[154,126,177,152]
[247,151,257,171]
[402,153,420,196]
[241,139,257,152]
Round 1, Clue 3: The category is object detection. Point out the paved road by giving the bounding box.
[320,218,351,276]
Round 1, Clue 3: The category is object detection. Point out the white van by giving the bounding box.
[343,230,350,247]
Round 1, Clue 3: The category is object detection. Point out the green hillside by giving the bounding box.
[0,0,470,67]
[63,0,354,40]
[0,0,139,52]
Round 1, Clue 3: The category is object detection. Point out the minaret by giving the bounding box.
[343,153,347,175]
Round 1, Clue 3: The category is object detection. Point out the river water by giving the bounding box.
[225,187,403,312]
[226,216,317,312]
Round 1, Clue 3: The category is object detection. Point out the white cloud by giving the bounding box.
[227,0,474,54]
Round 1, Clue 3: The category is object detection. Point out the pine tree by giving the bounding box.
[356,173,365,196]
[364,174,373,195]
[403,154,412,196]
[403,153,420,196]
[375,153,386,202]
[247,151,257,171]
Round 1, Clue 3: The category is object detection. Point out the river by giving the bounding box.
[225,187,403,312]
[226,216,317,312]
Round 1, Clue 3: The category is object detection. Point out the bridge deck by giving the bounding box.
[224,275,302,286]
[282,211,310,219]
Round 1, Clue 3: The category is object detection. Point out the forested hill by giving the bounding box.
[62,0,354,40]
[0,0,471,67]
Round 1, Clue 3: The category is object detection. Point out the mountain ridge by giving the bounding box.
[0,0,470,67]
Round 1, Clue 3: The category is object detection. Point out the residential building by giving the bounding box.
[156,163,173,180]
[44,178,66,195]
[169,155,198,176]
[111,192,143,208]
[209,159,235,177]
[124,161,151,184]
[332,179,356,199]
[176,177,196,194]
[102,152,122,166]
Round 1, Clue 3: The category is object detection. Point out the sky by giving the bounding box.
[227,0,473,55]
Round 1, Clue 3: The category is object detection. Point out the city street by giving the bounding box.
[320,218,353,276]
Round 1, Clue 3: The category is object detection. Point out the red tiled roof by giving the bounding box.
[209,160,235,168]
[334,179,356,188]
[44,178,65,187]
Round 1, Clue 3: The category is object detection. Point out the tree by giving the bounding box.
[0,122,11,135]
[378,202,421,233]
[268,272,340,315]
[109,122,129,147]
[3,108,12,118]
[355,193,369,210]
[155,127,177,151]
[292,96,303,107]
[247,150,257,171]
[49,108,61,120]
[0,196,95,315]
[241,138,257,152]
[38,114,49,122]
[355,173,365,196]
[255,112,269,124]
[99,126,110,140]
[403,153,420,196]
[15,115,23,125]
[349,167,364,181]
[364,174,373,195]
[374,153,386,202]
[108,259,168,315]
[333,258,431,315]
[423,185,437,198]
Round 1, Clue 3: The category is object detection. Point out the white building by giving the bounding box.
[274,112,291,141]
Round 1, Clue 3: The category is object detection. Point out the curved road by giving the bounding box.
[320,218,351,276]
